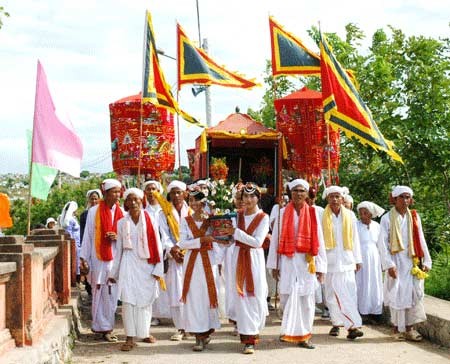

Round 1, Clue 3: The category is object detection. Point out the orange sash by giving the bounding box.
[235,211,266,297]
[180,216,218,308]
[278,202,319,257]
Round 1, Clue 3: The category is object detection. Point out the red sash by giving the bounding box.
[97,201,123,261]
[411,210,424,258]
[144,211,161,264]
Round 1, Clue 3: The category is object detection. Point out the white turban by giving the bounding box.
[196,179,208,186]
[357,201,385,218]
[46,217,56,228]
[288,179,309,192]
[322,185,345,200]
[392,185,413,198]
[167,180,186,193]
[142,180,163,194]
[102,178,121,191]
[344,194,353,204]
[123,188,144,200]
[86,189,103,199]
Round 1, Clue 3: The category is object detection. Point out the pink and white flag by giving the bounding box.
[32,60,83,177]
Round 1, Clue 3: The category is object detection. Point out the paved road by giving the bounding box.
[72,294,449,364]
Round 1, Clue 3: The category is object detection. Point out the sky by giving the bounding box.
[0,0,448,175]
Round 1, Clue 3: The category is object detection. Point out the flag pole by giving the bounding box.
[176,93,182,180]
[26,155,33,235]
[137,98,144,188]
[326,122,332,186]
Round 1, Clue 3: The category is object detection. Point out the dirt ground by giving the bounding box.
[71,292,449,364]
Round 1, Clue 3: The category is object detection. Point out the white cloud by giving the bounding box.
[1,0,448,174]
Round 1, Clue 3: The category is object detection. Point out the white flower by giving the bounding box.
[211,189,217,196]
[209,200,216,207]
[219,179,225,186]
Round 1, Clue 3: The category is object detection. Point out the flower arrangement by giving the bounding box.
[208,179,233,215]
[209,157,229,181]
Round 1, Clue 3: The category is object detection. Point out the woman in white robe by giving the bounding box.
[355,202,385,321]
[108,188,163,351]
[179,189,224,351]
[220,182,269,355]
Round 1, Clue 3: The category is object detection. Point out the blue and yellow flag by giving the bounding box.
[320,32,402,163]
[177,23,259,90]
[142,11,203,128]
[269,16,320,77]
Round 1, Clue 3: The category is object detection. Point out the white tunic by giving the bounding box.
[355,220,383,315]
[80,204,123,332]
[323,208,362,330]
[109,213,163,306]
[145,203,171,319]
[378,211,432,310]
[158,202,190,308]
[178,218,222,333]
[267,205,327,340]
[230,210,269,335]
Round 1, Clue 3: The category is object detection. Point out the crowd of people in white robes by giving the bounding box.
[73,177,431,354]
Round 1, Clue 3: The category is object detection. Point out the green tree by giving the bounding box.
[5,176,103,235]
[0,6,9,29]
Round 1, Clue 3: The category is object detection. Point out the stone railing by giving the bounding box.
[0,229,73,348]
[417,295,450,348]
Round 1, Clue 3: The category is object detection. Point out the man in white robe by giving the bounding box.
[378,186,431,341]
[143,180,171,324]
[322,186,364,340]
[80,178,123,342]
[108,188,163,351]
[158,180,190,341]
[268,179,327,349]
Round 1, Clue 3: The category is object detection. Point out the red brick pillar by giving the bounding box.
[0,235,33,346]
[26,229,72,304]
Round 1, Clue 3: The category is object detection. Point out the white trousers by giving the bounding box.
[390,300,426,332]
[122,303,152,338]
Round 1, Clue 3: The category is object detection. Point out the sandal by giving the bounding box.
[392,332,406,341]
[298,341,315,349]
[103,333,118,342]
[329,326,340,337]
[120,342,135,351]
[406,329,423,342]
[142,335,157,344]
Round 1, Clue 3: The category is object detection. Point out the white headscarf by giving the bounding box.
[102,178,121,191]
[123,188,144,200]
[86,189,103,199]
[322,185,345,200]
[167,180,186,193]
[142,180,163,194]
[288,178,309,191]
[392,185,413,197]
[357,201,385,218]
[60,201,78,228]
